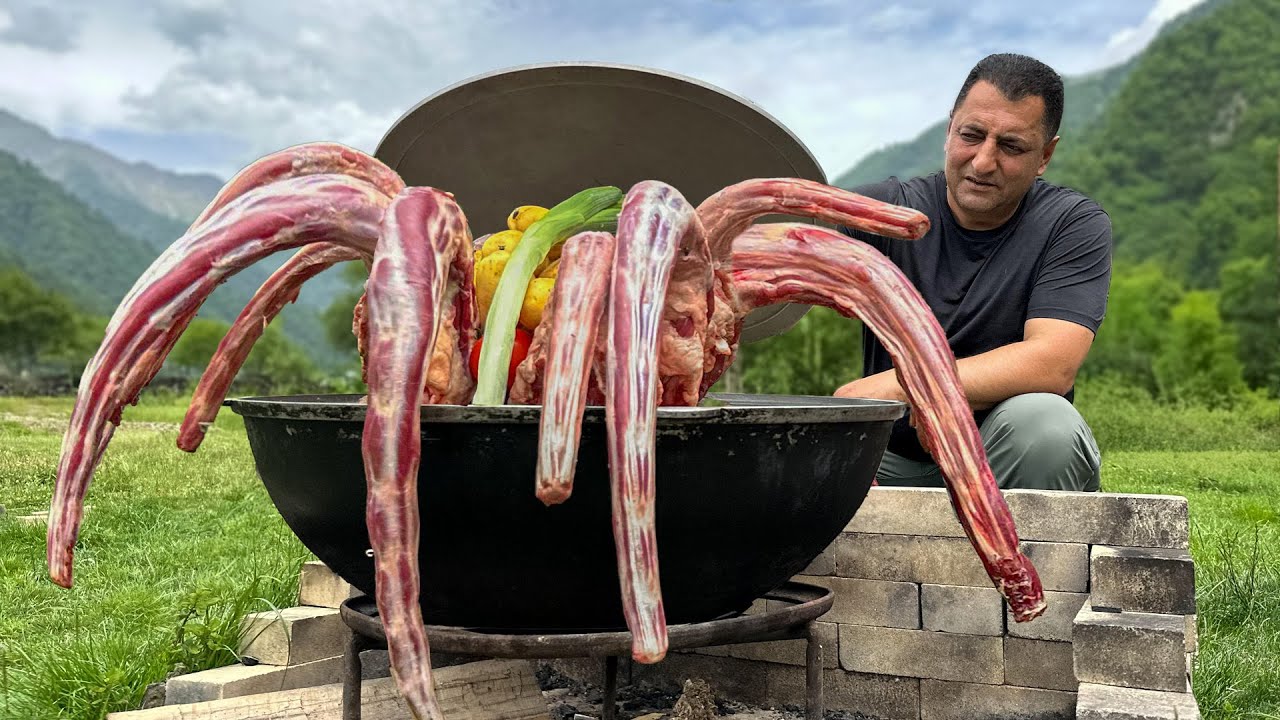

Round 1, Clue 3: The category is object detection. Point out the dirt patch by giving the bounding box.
[535,663,873,720]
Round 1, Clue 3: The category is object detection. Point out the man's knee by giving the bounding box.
[981,393,1101,491]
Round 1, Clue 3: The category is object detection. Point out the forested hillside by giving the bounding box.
[0,112,347,368]
[739,0,1279,402]
[0,151,163,312]
[1051,0,1279,396]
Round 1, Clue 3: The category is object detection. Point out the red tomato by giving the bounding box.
[468,328,534,391]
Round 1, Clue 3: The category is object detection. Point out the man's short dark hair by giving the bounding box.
[951,53,1064,142]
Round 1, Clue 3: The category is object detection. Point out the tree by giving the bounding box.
[167,316,319,394]
[168,318,233,372]
[733,307,863,396]
[1080,263,1184,393]
[322,261,367,356]
[0,266,78,368]
[1153,290,1247,406]
[1219,255,1280,395]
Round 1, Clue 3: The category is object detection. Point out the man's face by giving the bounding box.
[943,80,1058,230]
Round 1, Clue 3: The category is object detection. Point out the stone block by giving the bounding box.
[921,584,1003,636]
[835,533,990,586]
[1024,541,1089,592]
[238,606,345,666]
[838,625,1003,684]
[724,621,838,668]
[1073,608,1188,693]
[164,656,344,704]
[801,546,836,576]
[776,575,920,628]
[629,654,919,720]
[1004,637,1077,691]
[297,561,360,608]
[1003,491,1189,548]
[835,533,1088,592]
[1007,591,1089,642]
[1090,546,1197,615]
[116,658,549,720]
[920,679,1075,720]
[1075,682,1201,719]
[845,486,962,536]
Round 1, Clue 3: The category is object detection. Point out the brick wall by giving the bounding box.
[167,487,1203,719]
[627,487,1202,720]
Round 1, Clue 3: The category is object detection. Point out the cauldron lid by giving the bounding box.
[374,62,822,343]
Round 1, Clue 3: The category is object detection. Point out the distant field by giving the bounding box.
[0,391,1276,719]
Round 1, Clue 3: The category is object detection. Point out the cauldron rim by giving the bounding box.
[224,392,907,425]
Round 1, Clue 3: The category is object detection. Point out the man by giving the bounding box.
[836,53,1111,492]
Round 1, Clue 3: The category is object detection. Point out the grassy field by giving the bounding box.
[0,387,1276,719]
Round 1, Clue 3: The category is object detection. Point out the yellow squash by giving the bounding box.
[507,205,549,232]
[519,277,556,330]
[473,250,511,320]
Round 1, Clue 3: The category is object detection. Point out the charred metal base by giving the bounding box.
[338,581,833,720]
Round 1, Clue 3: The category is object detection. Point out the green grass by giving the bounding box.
[1099,452,1280,719]
[0,393,308,719]
[0,388,1277,719]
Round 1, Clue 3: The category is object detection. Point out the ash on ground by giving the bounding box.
[535,663,873,720]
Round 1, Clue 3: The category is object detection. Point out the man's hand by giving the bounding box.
[834,369,907,403]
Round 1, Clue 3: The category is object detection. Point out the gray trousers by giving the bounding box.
[877,393,1102,492]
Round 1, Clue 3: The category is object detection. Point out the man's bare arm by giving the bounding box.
[834,318,1096,410]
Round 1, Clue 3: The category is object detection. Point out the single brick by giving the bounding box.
[1073,608,1188,693]
[238,606,345,666]
[835,533,989,586]
[1004,637,1077,691]
[164,656,343,704]
[1007,591,1089,642]
[1075,682,1201,720]
[845,487,962,537]
[801,545,836,576]
[1090,546,1196,615]
[297,561,360,609]
[921,584,1003,636]
[778,575,920,628]
[1003,491,1189,548]
[839,625,1003,684]
[725,621,838,668]
[920,679,1075,720]
[1023,541,1089,592]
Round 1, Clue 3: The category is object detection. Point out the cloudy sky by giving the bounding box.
[0,0,1205,181]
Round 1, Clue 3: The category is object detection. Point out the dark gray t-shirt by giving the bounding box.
[840,172,1112,461]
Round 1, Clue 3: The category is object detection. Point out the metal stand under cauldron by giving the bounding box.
[339,582,834,720]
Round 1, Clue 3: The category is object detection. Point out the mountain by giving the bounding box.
[0,111,349,367]
[0,109,223,224]
[0,149,188,312]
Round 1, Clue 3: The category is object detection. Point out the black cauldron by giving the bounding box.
[227,393,902,631]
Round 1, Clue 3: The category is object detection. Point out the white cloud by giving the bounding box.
[1101,0,1207,66]
[0,0,1210,180]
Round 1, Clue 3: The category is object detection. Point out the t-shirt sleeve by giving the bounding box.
[837,178,905,250]
[1027,200,1113,333]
